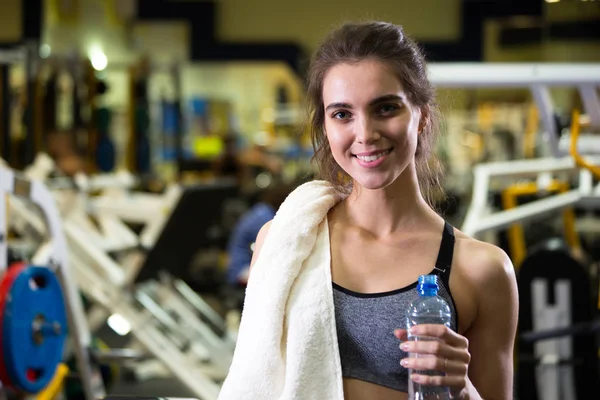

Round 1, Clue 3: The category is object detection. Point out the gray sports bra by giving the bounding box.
[332,221,459,392]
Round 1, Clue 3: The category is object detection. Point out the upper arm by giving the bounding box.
[248,220,272,277]
[464,244,519,400]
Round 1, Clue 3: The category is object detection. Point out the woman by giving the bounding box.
[231,21,518,400]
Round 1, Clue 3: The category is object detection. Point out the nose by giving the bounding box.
[354,115,381,144]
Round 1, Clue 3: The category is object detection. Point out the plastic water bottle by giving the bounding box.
[406,274,452,400]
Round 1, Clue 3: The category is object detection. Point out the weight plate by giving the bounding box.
[0,264,67,393]
[0,262,26,389]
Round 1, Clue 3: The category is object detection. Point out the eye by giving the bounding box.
[332,110,351,120]
[378,104,400,114]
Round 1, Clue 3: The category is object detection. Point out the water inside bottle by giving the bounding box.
[405,275,452,400]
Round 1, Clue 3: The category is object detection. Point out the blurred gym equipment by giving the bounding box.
[461,155,600,240]
[501,179,580,268]
[462,106,600,400]
[6,155,235,400]
[0,165,107,400]
[134,179,241,286]
[428,63,600,158]
[517,239,599,400]
[126,57,152,175]
[0,45,38,169]
[0,40,115,177]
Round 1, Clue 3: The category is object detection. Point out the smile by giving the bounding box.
[354,149,392,162]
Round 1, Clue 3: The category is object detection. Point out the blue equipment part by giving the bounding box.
[0,265,67,393]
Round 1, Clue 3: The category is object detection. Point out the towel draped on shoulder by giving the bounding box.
[218,180,346,400]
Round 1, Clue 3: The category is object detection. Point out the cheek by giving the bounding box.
[394,114,419,147]
[325,128,353,172]
[325,123,350,154]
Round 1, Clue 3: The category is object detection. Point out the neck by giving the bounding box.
[341,164,436,237]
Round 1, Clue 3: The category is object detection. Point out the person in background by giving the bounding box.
[238,140,283,177]
[46,130,87,177]
[226,183,293,286]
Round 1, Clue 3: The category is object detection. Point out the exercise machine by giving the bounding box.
[462,108,600,242]
[428,62,600,158]
[460,110,600,400]
[0,165,107,400]
[461,155,600,241]
[8,158,234,400]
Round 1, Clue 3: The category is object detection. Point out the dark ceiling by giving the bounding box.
[9,0,600,75]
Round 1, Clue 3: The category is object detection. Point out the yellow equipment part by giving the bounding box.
[504,107,600,271]
[501,180,580,269]
[570,109,600,310]
[524,104,539,159]
[570,109,600,180]
[35,363,69,400]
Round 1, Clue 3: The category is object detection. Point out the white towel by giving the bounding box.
[218,180,346,400]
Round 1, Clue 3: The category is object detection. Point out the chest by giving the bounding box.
[333,287,417,392]
[328,220,476,335]
[329,224,443,294]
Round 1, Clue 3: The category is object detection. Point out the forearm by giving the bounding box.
[463,375,511,400]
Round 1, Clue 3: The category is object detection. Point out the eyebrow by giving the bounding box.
[325,94,405,112]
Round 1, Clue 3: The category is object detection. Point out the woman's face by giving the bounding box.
[322,59,422,190]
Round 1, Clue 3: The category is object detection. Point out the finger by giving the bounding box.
[400,340,471,364]
[409,325,469,348]
[394,329,408,341]
[410,373,467,391]
[401,357,468,376]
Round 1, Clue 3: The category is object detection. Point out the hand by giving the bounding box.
[394,325,471,399]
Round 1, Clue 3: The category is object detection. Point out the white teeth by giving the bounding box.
[356,149,390,162]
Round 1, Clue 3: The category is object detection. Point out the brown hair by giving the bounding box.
[306,21,445,208]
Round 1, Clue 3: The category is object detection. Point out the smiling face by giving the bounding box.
[322,59,423,191]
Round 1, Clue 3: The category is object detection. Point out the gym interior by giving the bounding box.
[0,0,599,399]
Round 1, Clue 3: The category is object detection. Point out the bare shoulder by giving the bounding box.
[451,229,519,336]
[452,229,517,293]
[249,220,273,271]
[256,220,273,245]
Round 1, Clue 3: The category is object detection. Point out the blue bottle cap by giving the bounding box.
[417,274,439,295]
[418,275,438,286]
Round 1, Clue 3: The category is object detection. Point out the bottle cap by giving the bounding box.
[418,275,438,286]
[417,274,439,295]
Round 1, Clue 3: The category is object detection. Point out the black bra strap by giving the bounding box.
[433,221,455,285]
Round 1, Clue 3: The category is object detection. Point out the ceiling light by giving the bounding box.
[89,45,108,71]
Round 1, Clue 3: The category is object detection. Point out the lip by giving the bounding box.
[353,148,393,169]
[353,148,393,157]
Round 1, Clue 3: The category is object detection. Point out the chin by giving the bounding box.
[352,173,397,191]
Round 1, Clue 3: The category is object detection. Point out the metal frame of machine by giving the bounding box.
[430,63,600,239]
[461,155,600,239]
[500,179,580,269]
[461,107,600,239]
[428,62,600,158]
